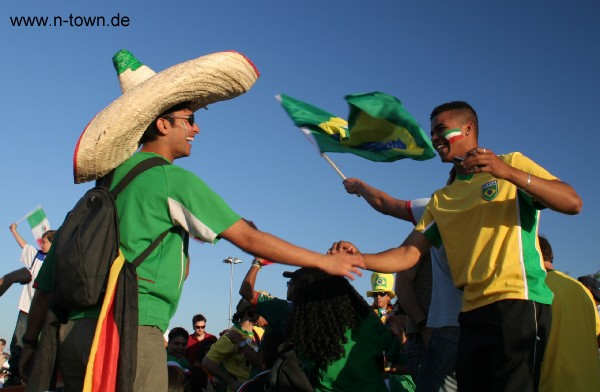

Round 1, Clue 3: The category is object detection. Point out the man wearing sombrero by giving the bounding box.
[20,49,365,392]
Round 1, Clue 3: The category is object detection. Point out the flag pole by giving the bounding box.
[321,153,347,180]
[15,204,43,224]
[320,154,361,198]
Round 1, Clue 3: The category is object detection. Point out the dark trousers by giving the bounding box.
[8,310,28,378]
[456,300,551,392]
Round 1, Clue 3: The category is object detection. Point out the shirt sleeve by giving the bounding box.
[508,152,559,208]
[166,167,241,244]
[20,244,38,268]
[408,198,431,225]
[509,152,558,181]
[414,201,442,247]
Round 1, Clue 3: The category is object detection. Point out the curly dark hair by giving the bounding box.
[287,268,371,369]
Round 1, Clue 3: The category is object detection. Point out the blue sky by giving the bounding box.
[1,0,598,341]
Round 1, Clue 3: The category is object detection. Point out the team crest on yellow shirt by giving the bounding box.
[481,180,498,201]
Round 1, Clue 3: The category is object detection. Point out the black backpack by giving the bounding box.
[269,342,314,392]
[52,157,169,310]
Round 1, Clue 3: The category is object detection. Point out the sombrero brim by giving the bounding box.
[73,51,259,184]
[366,290,396,299]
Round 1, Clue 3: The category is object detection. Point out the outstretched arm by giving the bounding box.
[0,267,31,297]
[220,219,365,280]
[330,230,431,273]
[462,148,582,214]
[239,262,260,302]
[9,223,28,249]
[343,178,412,221]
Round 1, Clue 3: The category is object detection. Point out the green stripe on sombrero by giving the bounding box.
[112,50,143,75]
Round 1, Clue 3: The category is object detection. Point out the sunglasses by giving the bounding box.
[164,114,195,126]
[373,292,388,297]
[194,324,206,329]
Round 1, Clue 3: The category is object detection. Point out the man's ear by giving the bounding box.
[464,121,473,137]
[155,117,170,135]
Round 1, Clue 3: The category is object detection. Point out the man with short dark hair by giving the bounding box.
[331,101,582,391]
[186,313,216,391]
[187,314,216,365]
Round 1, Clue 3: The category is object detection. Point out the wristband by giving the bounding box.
[251,259,262,270]
[22,336,38,346]
[238,340,248,348]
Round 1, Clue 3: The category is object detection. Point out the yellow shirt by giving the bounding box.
[205,325,256,391]
[416,152,556,311]
[540,270,600,391]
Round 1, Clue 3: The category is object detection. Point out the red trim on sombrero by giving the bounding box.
[73,115,98,184]
[75,51,259,184]
[225,50,260,78]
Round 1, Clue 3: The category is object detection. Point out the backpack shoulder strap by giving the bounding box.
[109,156,171,268]
[131,229,170,268]
[111,156,169,196]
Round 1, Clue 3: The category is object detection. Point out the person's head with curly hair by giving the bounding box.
[286,267,371,369]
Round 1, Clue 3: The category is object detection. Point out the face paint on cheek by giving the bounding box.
[442,128,464,143]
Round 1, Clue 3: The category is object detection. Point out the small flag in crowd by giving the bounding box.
[24,205,51,248]
[277,92,436,162]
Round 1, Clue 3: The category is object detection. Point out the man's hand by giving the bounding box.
[319,242,365,280]
[328,240,361,255]
[462,147,510,178]
[9,222,27,249]
[343,178,366,195]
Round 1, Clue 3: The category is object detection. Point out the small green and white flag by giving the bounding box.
[21,205,51,247]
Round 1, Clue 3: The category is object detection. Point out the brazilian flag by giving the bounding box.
[278,92,435,162]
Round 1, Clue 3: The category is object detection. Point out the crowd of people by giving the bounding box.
[0,48,599,392]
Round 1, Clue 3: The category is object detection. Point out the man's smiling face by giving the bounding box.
[431,110,469,163]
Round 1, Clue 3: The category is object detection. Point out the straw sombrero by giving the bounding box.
[73,49,260,184]
[366,272,396,299]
